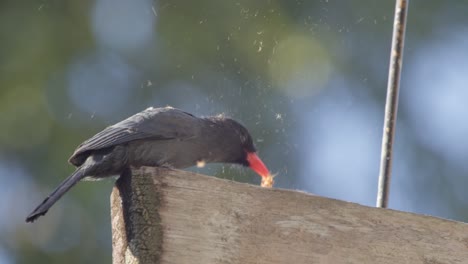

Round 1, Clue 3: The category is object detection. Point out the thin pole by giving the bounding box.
[376,0,409,208]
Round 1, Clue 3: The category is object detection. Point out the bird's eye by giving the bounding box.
[239,133,247,143]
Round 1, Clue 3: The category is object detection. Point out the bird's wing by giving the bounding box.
[69,107,199,166]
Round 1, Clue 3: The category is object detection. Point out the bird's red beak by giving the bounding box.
[246,152,270,179]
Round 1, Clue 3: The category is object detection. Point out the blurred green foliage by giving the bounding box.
[2,1,468,263]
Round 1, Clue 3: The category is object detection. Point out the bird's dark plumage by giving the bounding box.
[26,106,267,222]
[69,107,199,166]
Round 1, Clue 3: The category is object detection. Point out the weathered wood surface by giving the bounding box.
[111,167,468,264]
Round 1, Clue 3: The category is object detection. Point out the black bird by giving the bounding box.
[26,106,271,222]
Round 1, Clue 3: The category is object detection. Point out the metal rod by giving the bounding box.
[376,0,409,208]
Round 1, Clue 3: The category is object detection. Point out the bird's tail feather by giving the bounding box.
[26,167,87,223]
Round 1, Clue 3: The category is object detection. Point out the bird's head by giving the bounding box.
[214,117,271,181]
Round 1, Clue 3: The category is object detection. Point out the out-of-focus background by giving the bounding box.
[1,0,468,263]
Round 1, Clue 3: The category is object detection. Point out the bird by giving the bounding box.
[26,106,272,222]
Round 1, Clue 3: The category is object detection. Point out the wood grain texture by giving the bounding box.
[111,168,163,264]
[111,167,468,264]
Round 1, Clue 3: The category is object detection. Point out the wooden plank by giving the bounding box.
[111,167,468,264]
